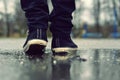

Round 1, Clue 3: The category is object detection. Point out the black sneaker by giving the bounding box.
[51,36,78,56]
[23,29,47,55]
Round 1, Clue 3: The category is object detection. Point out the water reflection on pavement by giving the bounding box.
[0,49,120,80]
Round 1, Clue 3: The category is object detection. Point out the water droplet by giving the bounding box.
[53,60,57,64]
[20,61,24,65]
[89,57,93,60]
[107,59,110,61]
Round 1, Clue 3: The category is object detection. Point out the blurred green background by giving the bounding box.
[0,0,119,38]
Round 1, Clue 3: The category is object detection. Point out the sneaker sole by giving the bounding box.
[52,48,78,60]
[23,39,47,55]
[52,47,77,53]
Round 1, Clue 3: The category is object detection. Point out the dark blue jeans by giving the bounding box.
[21,0,75,37]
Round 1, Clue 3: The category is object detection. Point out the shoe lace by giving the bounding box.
[37,29,42,39]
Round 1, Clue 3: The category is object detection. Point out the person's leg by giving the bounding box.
[21,0,49,55]
[21,0,49,31]
[50,0,75,37]
[50,0,78,53]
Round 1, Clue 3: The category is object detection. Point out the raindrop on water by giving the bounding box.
[20,61,24,65]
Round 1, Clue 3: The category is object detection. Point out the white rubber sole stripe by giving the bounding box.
[52,47,78,53]
[23,39,47,52]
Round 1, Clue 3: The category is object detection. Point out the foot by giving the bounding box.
[23,29,47,55]
[51,36,78,56]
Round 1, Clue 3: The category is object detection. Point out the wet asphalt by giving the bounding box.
[0,38,120,80]
[0,49,120,80]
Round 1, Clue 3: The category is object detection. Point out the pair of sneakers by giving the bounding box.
[23,29,78,56]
